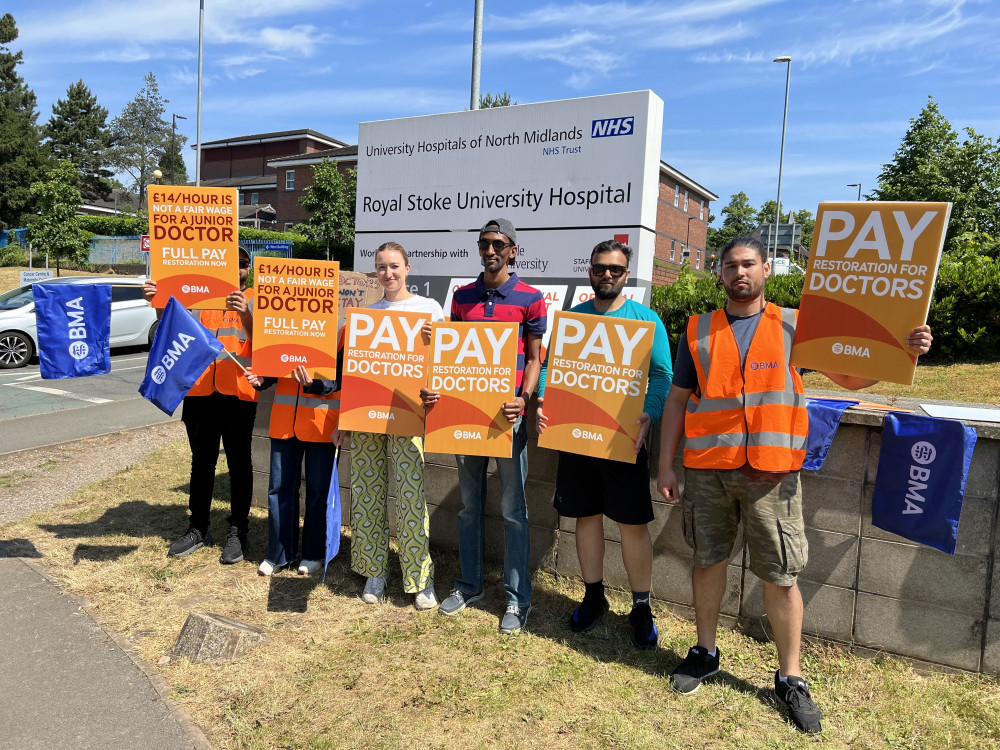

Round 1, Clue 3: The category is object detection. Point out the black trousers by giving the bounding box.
[181,392,258,533]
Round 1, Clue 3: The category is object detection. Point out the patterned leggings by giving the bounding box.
[349,432,434,592]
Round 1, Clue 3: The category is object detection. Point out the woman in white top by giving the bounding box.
[333,242,444,609]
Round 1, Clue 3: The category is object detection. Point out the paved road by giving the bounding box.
[0,347,178,453]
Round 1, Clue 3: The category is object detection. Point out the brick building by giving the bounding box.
[197,129,348,226]
[266,146,358,233]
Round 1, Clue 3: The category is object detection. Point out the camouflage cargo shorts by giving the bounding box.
[681,467,808,587]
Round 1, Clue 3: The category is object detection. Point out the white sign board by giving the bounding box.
[20,270,54,286]
[355,91,664,304]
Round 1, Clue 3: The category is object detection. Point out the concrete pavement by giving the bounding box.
[0,554,210,749]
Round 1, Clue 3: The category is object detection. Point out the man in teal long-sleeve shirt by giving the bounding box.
[536,239,672,649]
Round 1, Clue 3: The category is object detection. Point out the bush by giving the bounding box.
[925,253,1000,362]
[0,245,28,267]
[238,228,351,267]
[77,214,148,236]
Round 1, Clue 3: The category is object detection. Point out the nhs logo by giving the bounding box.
[591,116,635,138]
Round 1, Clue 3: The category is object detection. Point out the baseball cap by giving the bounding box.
[479,218,517,245]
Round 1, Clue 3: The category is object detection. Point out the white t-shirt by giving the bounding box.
[368,295,445,321]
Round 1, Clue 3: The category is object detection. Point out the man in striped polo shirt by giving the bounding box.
[422,218,546,634]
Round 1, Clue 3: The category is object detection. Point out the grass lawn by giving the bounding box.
[804,362,1000,405]
[2,439,998,749]
[0,265,105,293]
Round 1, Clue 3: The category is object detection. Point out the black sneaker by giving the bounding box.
[219,525,247,564]
[569,595,610,633]
[774,671,823,734]
[628,602,660,650]
[670,646,720,694]
[168,527,212,557]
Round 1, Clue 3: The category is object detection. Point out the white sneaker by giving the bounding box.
[297,559,322,576]
[361,576,387,604]
[258,560,282,576]
[414,583,438,611]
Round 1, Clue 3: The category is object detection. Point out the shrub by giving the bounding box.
[0,245,28,267]
[925,253,1000,362]
[77,214,148,236]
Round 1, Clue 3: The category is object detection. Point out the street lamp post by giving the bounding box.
[171,114,187,185]
[847,183,862,201]
[470,0,484,110]
[772,56,792,263]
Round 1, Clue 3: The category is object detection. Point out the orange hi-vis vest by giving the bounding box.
[684,304,807,472]
[187,289,258,402]
[268,377,340,443]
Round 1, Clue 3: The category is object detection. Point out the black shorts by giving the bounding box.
[553,445,655,525]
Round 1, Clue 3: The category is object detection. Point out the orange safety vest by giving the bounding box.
[268,377,340,442]
[187,289,258,402]
[684,304,807,472]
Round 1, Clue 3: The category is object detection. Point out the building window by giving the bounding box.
[284,222,295,233]
[697,250,702,268]
[683,190,689,212]
[285,170,295,191]
[250,192,259,205]
[674,184,680,207]
[670,239,676,260]
[682,246,690,259]
[700,198,705,220]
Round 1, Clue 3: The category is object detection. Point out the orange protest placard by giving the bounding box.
[791,202,951,384]
[424,321,518,457]
[251,258,340,379]
[147,186,239,309]
[538,311,654,463]
[338,309,431,436]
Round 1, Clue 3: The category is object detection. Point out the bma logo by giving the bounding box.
[749,360,779,371]
[911,441,937,465]
[453,429,482,440]
[831,342,871,358]
[151,365,167,384]
[572,427,605,442]
[68,341,90,360]
[367,409,395,420]
[181,284,211,294]
[591,116,634,138]
[280,354,307,363]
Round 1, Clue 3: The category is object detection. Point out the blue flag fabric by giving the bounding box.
[323,447,342,583]
[138,296,223,415]
[871,413,977,556]
[803,398,859,471]
[32,282,111,379]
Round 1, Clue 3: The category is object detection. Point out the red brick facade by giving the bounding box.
[652,166,715,281]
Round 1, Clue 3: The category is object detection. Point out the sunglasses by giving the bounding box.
[239,258,250,269]
[477,239,514,252]
[590,263,628,278]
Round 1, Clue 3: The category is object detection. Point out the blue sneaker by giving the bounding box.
[629,602,660,650]
[438,588,483,616]
[569,595,610,633]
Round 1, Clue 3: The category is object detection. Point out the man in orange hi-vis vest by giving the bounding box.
[143,246,258,565]
[656,236,932,735]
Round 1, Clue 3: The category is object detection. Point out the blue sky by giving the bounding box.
[10,0,1000,224]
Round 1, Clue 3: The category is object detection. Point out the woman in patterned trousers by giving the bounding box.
[333,242,444,610]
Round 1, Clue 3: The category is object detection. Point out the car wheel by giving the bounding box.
[0,331,33,369]
[147,319,159,347]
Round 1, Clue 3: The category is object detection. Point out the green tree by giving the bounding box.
[297,160,357,264]
[478,90,516,108]
[872,96,1000,251]
[707,191,757,250]
[26,160,89,267]
[157,131,189,185]
[0,13,47,230]
[106,72,171,208]
[42,79,114,202]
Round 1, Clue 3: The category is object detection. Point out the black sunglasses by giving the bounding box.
[590,263,628,278]
[239,258,250,269]
[477,239,514,252]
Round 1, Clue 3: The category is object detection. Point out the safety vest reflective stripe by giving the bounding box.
[269,379,339,442]
[186,290,258,402]
[684,304,807,472]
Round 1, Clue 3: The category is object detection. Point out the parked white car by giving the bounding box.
[0,276,158,369]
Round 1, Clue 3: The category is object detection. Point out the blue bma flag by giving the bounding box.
[871,413,977,556]
[322,447,343,583]
[803,398,859,471]
[32,282,111,379]
[138,296,223,415]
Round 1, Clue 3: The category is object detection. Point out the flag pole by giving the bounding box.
[220,349,250,375]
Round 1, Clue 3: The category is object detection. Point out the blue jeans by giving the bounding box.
[454,415,531,607]
[266,437,335,567]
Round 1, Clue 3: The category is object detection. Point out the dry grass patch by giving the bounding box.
[2,438,999,749]
[803,361,1000,404]
[0,266,107,293]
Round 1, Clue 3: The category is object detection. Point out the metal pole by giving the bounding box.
[171,116,177,185]
[470,0,484,110]
[773,57,792,262]
[847,183,862,201]
[196,0,205,186]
